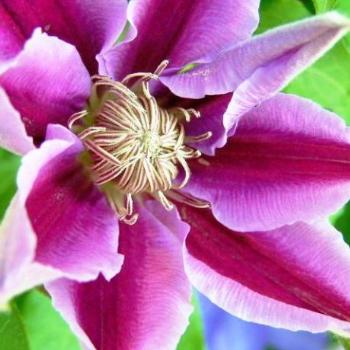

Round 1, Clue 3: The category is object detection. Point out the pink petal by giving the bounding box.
[185,93,232,155]
[0,195,61,304]
[17,124,123,282]
[161,12,350,136]
[183,206,350,332]
[47,201,192,350]
[0,87,33,155]
[186,94,350,231]
[0,29,91,143]
[0,0,128,73]
[100,0,259,79]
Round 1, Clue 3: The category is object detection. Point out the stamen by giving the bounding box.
[156,190,174,211]
[122,72,158,85]
[153,60,169,76]
[78,127,106,140]
[175,156,191,189]
[69,60,212,224]
[185,131,213,143]
[68,110,88,130]
[170,107,200,122]
[197,158,211,167]
[167,190,211,209]
[126,193,134,216]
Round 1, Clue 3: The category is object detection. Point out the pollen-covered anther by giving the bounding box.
[68,60,211,224]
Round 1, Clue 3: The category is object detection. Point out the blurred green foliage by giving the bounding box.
[15,291,80,350]
[335,335,350,350]
[0,303,29,350]
[0,291,80,350]
[0,149,20,219]
[312,0,339,13]
[177,295,206,350]
[256,0,311,34]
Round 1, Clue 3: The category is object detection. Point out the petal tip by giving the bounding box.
[321,11,350,30]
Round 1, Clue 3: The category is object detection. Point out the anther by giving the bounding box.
[185,131,213,144]
[157,190,174,211]
[68,110,88,130]
[167,190,211,209]
[154,60,169,76]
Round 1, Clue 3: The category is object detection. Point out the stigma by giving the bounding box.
[68,61,211,224]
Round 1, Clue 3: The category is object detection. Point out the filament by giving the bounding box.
[69,60,211,224]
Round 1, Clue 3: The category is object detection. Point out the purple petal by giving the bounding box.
[0,87,33,155]
[0,195,62,304]
[0,0,128,73]
[185,93,232,155]
[186,94,350,231]
[100,0,259,79]
[182,206,350,332]
[17,124,123,282]
[47,201,192,350]
[161,12,350,134]
[0,29,91,143]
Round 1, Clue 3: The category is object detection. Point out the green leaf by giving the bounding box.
[333,334,350,350]
[177,294,206,350]
[340,338,350,350]
[334,0,350,53]
[333,202,350,246]
[0,303,30,350]
[256,0,312,35]
[0,148,20,220]
[336,0,350,16]
[285,41,350,124]
[312,0,339,13]
[15,290,80,350]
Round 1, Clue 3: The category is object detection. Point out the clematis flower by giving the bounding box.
[1,1,350,349]
[198,293,330,350]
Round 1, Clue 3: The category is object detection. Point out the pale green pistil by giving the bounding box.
[142,131,161,159]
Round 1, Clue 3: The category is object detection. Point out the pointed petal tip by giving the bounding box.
[101,254,125,282]
[282,10,350,30]
[332,329,350,339]
[322,11,350,29]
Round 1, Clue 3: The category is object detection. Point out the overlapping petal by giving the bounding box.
[47,201,192,350]
[0,195,61,305]
[186,94,350,231]
[0,29,91,143]
[161,12,349,98]
[100,0,260,79]
[0,87,33,155]
[184,93,232,155]
[0,0,128,72]
[15,124,123,284]
[161,12,350,148]
[183,206,350,332]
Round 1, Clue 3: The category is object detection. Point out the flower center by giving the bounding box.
[69,61,210,224]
